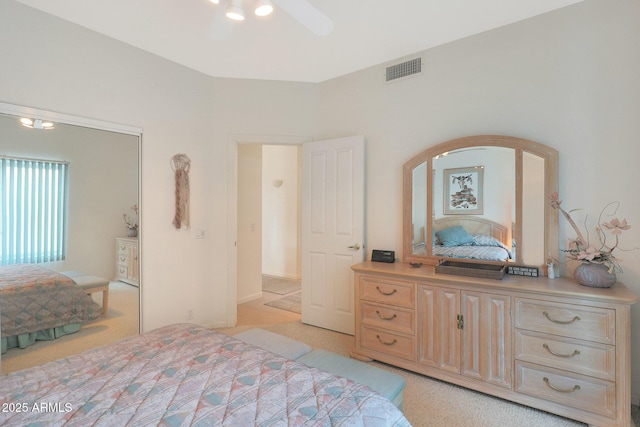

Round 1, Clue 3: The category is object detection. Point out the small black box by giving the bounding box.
[371,249,395,263]
[506,265,539,277]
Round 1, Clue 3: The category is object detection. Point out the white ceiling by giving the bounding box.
[14,0,583,83]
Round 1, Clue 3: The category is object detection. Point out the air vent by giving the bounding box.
[385,57,423,83]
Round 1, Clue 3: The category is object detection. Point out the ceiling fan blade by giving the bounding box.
[272,0,334,36]
[209,0,234,40]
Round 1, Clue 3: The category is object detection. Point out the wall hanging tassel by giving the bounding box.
[171,153,191,229]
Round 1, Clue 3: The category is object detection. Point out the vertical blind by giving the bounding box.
[0,157,69,265]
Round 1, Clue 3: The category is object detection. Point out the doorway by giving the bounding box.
[236,144,302,318]
[228,134,364,332]
[227,135,311,327]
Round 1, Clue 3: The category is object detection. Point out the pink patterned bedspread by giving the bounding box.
[0,323,411,426]
[0,264,101,337]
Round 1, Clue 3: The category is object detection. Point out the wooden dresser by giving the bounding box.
[115,237,139,286]
[352,261,637,427]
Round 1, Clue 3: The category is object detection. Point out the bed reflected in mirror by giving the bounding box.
[431,146,515,262]
[0,109,141,373]
[404,135,558,268]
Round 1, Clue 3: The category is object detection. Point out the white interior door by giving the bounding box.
[301,136,365,335]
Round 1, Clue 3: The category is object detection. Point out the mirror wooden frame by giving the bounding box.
[403,135,559,266]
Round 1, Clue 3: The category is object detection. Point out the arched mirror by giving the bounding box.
[403,135,558,267]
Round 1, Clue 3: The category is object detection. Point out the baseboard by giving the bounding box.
[206,320,231,329]
[237,291,263,305]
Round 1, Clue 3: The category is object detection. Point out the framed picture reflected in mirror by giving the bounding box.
[444,166,483,215]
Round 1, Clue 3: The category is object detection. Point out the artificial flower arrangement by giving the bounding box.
[549,192,632,274]
[123,204,139,231]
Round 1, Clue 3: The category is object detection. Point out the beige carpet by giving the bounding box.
[217,321,639,427]
[2,281,140,374]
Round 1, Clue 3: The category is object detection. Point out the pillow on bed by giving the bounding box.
[471,234,503,247]
[472,234,512,254]
[436,226,475,247]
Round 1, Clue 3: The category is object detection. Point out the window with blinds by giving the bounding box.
[0,157,69,265]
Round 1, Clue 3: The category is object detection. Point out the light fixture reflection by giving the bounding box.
[20,117,55,130]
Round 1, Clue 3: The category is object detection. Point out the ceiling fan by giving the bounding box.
[209,0,334,40]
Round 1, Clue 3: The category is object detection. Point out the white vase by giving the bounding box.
[573,263,616,288]
[127,228,138,237]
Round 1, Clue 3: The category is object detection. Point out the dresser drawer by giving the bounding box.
[515,361,615,418]
[360,325,415,361]
[515,330,615,381]
[117,265,128,278]
[361,302,414,335]
[360,276,414,308]
[515,298,615,344]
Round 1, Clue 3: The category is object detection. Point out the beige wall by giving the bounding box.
[1,0,639,403]
[237,144,263,303]
[262,145,300,280]
[318,0,640,401]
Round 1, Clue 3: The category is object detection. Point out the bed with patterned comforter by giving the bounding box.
[0,264,101,353]
[413,234,512,261]
[432,237,512,261]
[0,323,411,426]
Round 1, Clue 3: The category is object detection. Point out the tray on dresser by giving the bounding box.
[435,260,506,280]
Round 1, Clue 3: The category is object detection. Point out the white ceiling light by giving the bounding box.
[209,0,333,40]
[226,0,245,21]
[209,0,220,4]
[254,0,274,17]
[20,118,55,130]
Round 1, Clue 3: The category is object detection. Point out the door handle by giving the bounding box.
[348,243,361,250]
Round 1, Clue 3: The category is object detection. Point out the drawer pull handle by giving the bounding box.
[376,286,397,296]
[543,344,580,358]
[376,335,397,346]
[543,377,581,393]
[376,310,397,321]
[543,311,580,324]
